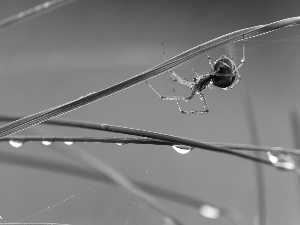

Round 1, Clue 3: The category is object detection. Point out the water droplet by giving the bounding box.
[199,205,220,219]
[42,141,52,146]
[267,151,278,164]
[115,143,124,146]
[9,140,23,148]
[64,141,74,146]
[172,145,193,154]
[267,151,296,170]
[35,5,43,11]
[43,2,51,8]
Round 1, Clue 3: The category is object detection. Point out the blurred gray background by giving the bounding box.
[0,0,299,225]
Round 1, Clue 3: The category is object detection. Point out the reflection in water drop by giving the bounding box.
[199,205,220,219]
[267,151,278,164]
[42,141,52,146]
[172,145,193,154]
[64,141,74,146]
[267,151,296,170]
[9,140,23,148]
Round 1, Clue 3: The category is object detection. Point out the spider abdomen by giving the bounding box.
[212,56,237,88]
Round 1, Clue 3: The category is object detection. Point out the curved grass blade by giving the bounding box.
[0,17,300,139]
[0,114,287,166]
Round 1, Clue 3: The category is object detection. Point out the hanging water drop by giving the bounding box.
[199,205,220,219]
[267,151,296,170]
[64,141,74,146]
[42,141,52,146]
[172,145,193,154]
[9,140,23,148]
[267,151,278,164]
[115,143,124,146]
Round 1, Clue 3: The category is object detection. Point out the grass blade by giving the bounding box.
[3,135,300,155]
[0,17,299,138]
[0,0,76,30]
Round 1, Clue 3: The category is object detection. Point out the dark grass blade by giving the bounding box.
[5,114,300,172]
[3,134,299,174]
[3,135,300,155]
[0,114,271,165]
[0,17,299,138]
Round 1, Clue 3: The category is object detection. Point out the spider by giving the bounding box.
[146,38,245,115]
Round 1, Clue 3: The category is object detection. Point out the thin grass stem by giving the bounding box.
[0,0,76,30]
[3,135,300,155]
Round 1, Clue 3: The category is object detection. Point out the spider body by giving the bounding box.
[194,74,212,92]
[146,39,245,115]
[211,55,237,89]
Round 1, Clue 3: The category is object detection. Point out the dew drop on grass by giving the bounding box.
[199,205,220,219]
[267,151,296,170]
[42,141,52,146]
[9,140,23,148]
[43,2,51,8]
[163,217,175,225]
[172,145,193,154]
[64,141,74,146]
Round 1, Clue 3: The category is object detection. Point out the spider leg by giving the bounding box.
[161,42,193,88]
[178,91,209,115]
[145,43,209,115]
[145,44,194,100]
[146,80,198,101]
[228,35,246,89]
[167,70,194,88]
[205,52,214,70]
